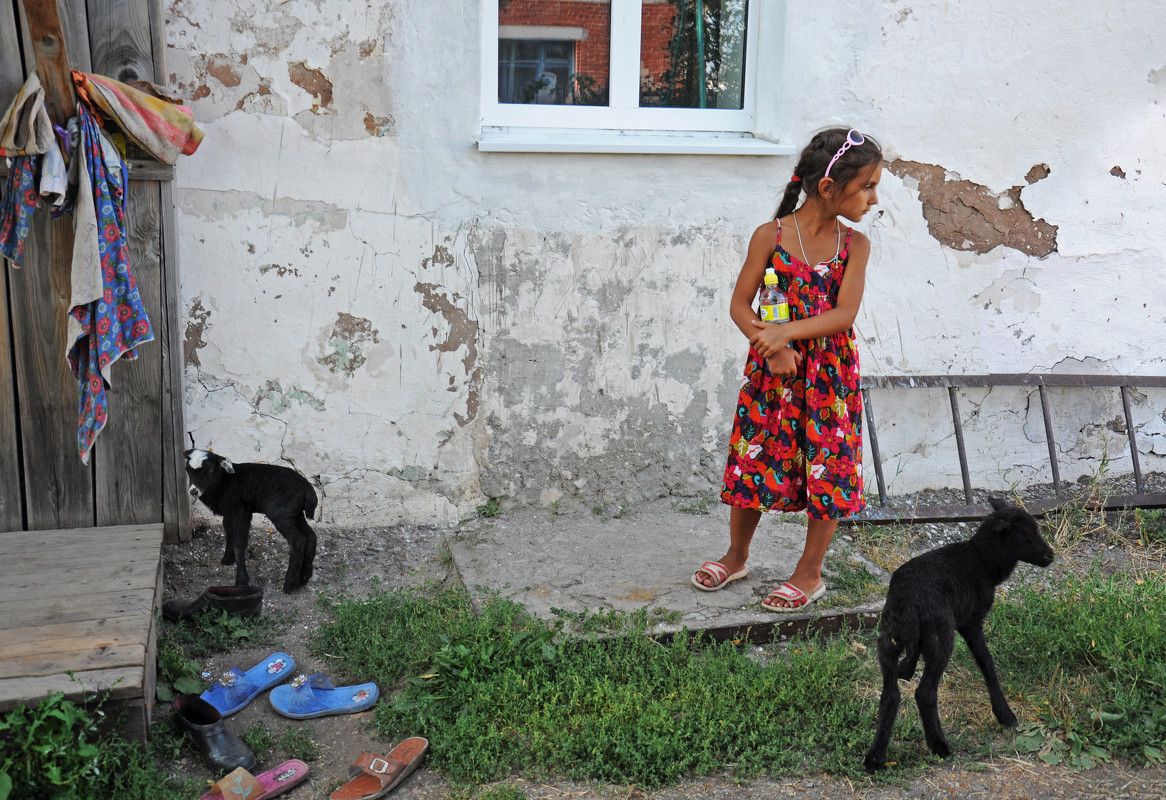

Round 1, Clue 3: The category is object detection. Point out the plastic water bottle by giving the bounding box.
[758,267,789,375]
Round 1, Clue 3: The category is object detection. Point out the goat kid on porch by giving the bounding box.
[183,448,319,594]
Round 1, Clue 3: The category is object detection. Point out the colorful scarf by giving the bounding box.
[65,104,154,462]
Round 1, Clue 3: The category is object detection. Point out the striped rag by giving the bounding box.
[72,70,203,165]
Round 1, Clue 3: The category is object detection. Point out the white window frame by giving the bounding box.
[479,0,791,154]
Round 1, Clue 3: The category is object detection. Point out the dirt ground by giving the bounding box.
[160,507,1166,800]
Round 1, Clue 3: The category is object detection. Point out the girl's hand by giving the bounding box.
[748,318,791,358]
[766,346,802,379]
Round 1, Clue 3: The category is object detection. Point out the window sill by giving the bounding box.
[477,128,795,156]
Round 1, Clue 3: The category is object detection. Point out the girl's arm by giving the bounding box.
[749,230,870,359]
[729,221,780,338]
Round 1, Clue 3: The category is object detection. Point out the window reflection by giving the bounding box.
[641,0,747,110]
[498,0,612,105]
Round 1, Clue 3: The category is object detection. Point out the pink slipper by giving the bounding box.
[691,560,749,592]
[761,581,826,613]
[199,760,310,800]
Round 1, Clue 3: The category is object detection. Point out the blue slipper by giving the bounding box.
[269,673,379,719]
[200,652,295,716]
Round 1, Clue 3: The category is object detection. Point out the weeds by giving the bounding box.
[0,692,196,800]
[161,608,285,660]
[477,496,505,518]
[672,493,716,515]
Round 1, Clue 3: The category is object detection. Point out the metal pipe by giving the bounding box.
[948,387,973,504]
[861,389,887,506]
[1121,386,1144,493]
[1038,384,1062,498]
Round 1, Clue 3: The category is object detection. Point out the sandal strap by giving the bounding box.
[699,561,728,584]
[766,582,807,605]
[350,750,404,786]
[209,767,264,799]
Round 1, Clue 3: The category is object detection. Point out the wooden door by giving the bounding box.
[0,0,191,541]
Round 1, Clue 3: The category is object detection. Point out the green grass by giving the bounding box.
[311,560,1166,787]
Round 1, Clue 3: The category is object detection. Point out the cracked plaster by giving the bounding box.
[169,0,1166,526]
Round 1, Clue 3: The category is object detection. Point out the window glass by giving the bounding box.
[498,0,612,106]
[640,0,747,109]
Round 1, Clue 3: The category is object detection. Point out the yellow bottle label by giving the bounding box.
[760,302,790,323]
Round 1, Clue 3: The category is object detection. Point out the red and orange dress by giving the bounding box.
[720,221,864,519]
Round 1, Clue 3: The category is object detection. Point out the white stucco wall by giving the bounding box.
[168,0,1166,526]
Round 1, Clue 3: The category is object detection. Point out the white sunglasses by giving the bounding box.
[823,129,865,180]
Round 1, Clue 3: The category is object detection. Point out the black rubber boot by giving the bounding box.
[173,695,256,773]
[162,585,263,622]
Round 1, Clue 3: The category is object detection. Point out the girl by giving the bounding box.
[692,127,882,611]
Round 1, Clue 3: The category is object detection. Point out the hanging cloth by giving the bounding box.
[66,103,154,463]
[72,71,203,164]
[0,71,67,266]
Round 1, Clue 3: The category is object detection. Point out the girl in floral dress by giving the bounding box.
[693,128,883,611]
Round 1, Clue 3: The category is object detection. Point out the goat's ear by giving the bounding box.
[222,459,235,474]
[987,496,1009,512]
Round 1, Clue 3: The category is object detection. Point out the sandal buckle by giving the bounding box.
[369,757,390,774]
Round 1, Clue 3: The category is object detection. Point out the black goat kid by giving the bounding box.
[864,498,1054,772]
[184,448,319,593]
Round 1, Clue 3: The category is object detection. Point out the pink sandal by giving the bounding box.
[691,561,749,592]
[761,581,826,613]
[199,760,310,800]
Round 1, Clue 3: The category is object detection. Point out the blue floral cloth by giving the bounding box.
[65,105,154,463]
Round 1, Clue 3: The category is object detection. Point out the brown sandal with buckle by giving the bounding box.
[329,738,429,800]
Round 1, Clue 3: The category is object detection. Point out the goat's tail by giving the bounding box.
[304,486,319,520]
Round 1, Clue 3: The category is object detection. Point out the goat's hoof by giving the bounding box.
[998,711,1018,728]
[282,581,300,594]
[221,555,236,566]
[929,743,951,759]
[862,753,884,773]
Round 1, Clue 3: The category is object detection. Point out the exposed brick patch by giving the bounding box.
[288,62,334,110]
[205,54,242,87]
[888,160,1058,257]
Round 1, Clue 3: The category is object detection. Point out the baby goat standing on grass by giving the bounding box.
[864,498,1054,772]
[184,448,319,593]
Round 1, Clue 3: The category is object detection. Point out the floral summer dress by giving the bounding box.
[720,221,864,519]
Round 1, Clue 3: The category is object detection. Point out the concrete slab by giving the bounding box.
[449,498,884,642]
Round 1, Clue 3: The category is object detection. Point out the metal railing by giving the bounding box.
[851,374,1166,523]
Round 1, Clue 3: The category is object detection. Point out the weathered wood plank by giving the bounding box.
[5,615,151,655]
[2,588,156,629]
[0,0,25,118]
[159,180,193,542]
[0,666,143,711]
[0,542,159,573]
[87,0,154,85]
[0,533,159,559]
[0,262,23,532]
[16,0,82,125]
[0,523,161,549]
[0,643,146,679]
[3,561,159,596]
[7,213,95,529]
[94,181,164,525]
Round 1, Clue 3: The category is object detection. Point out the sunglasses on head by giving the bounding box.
[823,129,865,180]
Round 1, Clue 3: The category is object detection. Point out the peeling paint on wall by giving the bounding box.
[254,379,325,414]
[414,280,481,426]
[317,312,380,376]
[184,299,211,368]
[888,159,1058,257]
